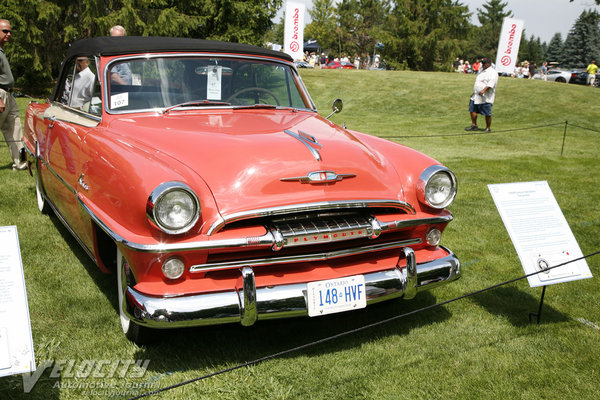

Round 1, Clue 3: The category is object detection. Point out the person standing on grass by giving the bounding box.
[586,60,598,86]
[465,57,498,133]
[0,19,25,171]
[541,61,548,81]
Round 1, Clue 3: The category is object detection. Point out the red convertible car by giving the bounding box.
[23,37,459,343]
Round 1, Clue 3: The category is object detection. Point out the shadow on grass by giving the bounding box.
[470,285,569,327]
[129,291,451,376]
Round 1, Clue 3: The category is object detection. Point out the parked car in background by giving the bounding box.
[294,60,314,69]
[533,69,573,83]
[322,61,354,69]
[22,36,460,344]
[568,70,600,86]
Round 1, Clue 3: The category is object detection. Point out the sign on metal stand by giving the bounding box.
[488,181,593,323]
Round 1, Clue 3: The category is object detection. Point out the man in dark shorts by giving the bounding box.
[465,58,498,133]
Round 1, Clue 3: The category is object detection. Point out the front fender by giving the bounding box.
[78,130,220,245]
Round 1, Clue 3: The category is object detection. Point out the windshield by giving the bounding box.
[106,55,313,113]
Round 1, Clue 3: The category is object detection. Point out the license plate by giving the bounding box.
[306,275,366,317]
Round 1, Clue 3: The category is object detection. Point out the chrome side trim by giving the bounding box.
[44,194,97,265]
[123,247,460,328]
[38,155,77,196]
[207,199,416,235]
[189,238,421,272]
[380,215,453,231]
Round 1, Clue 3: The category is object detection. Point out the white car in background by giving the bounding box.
[533,69,572,83]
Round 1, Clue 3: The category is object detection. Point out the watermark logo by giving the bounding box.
[22,359,151,393]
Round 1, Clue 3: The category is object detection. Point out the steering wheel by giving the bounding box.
[227,87,280,106]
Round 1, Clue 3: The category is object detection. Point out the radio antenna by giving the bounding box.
[337,26,346,129]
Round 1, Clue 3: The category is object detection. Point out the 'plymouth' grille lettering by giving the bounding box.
[272,216,372,247]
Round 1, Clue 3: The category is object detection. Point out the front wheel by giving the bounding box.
[117,248,154,344]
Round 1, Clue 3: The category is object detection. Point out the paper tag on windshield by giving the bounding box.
[207,66,222,100]
[111,92,129,109]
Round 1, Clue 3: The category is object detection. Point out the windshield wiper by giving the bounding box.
[232,104,279,110]
[163,100,231,114]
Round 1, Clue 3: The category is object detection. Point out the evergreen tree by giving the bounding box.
[561,10,600,68]
[518,34,545,65]
[545,33,563,64]
[386,0,472,71]
[474,0,513,59]
[305,0,337,54]
[335,0,390,60]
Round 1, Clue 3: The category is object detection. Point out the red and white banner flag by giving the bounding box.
[284,1,305,61]
[495,18,525,74]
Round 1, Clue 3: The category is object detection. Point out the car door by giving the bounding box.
[41,55,102,254]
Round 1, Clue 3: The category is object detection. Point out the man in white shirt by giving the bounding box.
[70,57,95,109]
[465,57,498,133]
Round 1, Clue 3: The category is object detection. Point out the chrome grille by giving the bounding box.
[271,215,373,247]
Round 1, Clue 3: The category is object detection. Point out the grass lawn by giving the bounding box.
[0,70,599,399]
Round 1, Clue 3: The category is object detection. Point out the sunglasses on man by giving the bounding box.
[1,29,11,34]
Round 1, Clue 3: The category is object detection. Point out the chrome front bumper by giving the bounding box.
[124,247,460,329]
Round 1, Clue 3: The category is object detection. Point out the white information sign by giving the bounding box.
[495,17,525,75]
[488,181,592,287]
[283,1,305,61]
[0,226,35,377]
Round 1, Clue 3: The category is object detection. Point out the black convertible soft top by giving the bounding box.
[65,36,292,62]
[52,36,292,101]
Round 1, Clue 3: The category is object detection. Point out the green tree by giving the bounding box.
[474,0,513,59]
[305,0,337,53]
[545,33,563,64]
[335,0,390,60]
[561,10,600,68]
[385,0,472,71]
[0,0,63,93]
[518,33,545,65]
[1,0,282,95]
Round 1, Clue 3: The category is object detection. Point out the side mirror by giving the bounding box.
[325,98,343,119]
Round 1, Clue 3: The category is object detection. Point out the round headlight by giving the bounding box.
[417,165,457,209]
[147,182,200,234]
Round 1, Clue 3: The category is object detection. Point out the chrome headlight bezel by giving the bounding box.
[417,165,457,209]
[146,181,200,235]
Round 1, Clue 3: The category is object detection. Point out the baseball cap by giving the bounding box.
[481,57,491,64]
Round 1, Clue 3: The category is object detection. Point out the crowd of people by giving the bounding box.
[454,56,598,86]
[303,51,381,69]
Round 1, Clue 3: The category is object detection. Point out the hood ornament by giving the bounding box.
[284,129,322,161]
[281,170,356,184]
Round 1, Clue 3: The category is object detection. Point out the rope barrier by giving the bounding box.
[128,250,599,400]
[380,121,568,139]
[566,123,600,134]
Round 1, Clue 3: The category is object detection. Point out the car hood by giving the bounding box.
[105,110,407,218]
